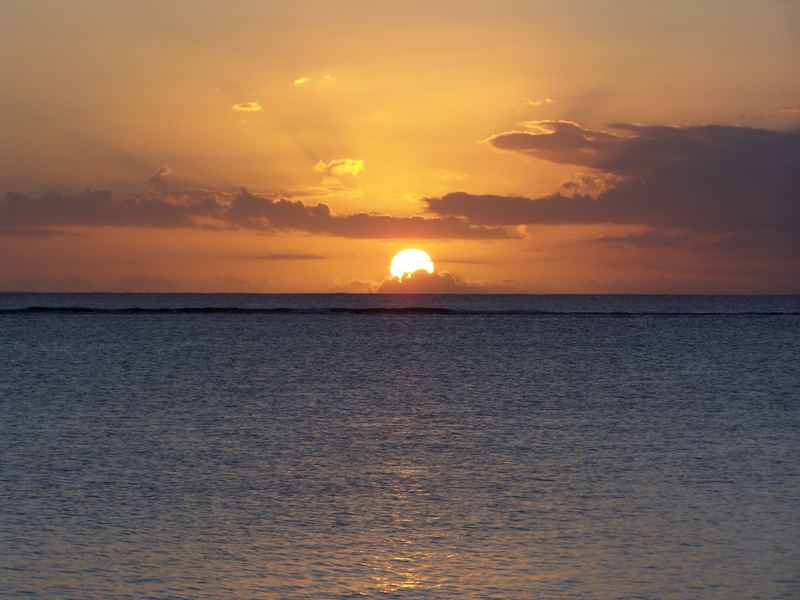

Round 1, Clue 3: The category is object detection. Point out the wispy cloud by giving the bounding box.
[438,257,489,265]
[588,231,695,248]
[231,101,262,112]
[0,227,82,238]
[526,98,555,107]
[248,253,329,260]
[435,169,468,183]
[314,158,365,178]
[293,75,335,86]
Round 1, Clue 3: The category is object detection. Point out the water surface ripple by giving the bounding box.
[1,294,798,598]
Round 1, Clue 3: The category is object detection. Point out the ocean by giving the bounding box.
[1,294,798,599]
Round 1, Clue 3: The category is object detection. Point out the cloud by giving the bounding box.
[559,171,622,196]
[428,123,799,250]
[0,227,81,237]
[588,230,695,248]
[435,169,468,183]
[333,278,377,293]
[377,269,521,293]
[0,188,509,240]
[293,75,335,86]
[378,270,474,293]
[231,102,262,112]
[438,257,489,265]
[314,158,365,178]
[149,165,172,193]
[699,231,800,262]
[224,190,508,238]
[489,120,800,178]
[428,191,593,225]
[488,120,621,170]
[0,190,207,228]
[526,98,555,107]
[248,253,329,260]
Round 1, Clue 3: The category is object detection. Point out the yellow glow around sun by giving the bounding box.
[390,249,434,278]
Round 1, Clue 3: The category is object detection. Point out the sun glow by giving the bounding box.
[390,249,434,278]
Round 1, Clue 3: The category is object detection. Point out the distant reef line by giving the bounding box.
[1,306,798,317]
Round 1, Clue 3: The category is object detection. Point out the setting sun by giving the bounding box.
[389,249,434,279]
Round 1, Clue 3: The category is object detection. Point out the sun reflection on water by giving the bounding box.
[356,462,449,595]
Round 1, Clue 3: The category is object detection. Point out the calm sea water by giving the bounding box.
[1,294,799,599]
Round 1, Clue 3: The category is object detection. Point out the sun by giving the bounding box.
[390,249,434,278]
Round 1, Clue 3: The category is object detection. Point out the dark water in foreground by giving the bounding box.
[1,294,799,599]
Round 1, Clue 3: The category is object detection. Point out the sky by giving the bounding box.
[1,0,798,293]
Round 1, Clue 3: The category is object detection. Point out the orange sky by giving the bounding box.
[1,0,798,293]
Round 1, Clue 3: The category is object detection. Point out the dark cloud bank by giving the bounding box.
[1,122,796,262]
[427,122,800,259]
[0,188,507,240]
